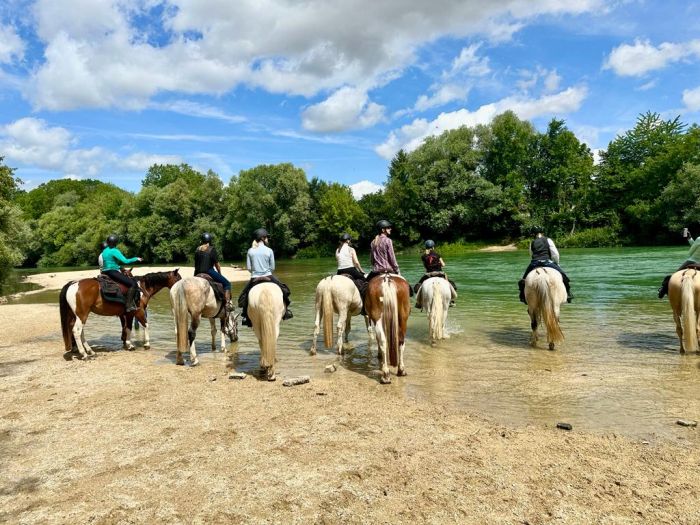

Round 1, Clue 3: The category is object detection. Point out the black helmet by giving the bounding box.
[376,219,392,232]
[201,232,212,244]
[254,228,269,241]
[340,233,352,241]
[106,234,118,247]
[424,239,435,249]
[532,225,544,234]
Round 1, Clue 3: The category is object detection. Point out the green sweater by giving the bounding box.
[101,247,139,271]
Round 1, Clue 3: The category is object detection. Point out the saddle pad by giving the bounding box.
[96,275,127,304]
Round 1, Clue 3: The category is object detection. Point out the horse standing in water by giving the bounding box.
[245,283,285,381]
[59,269,182,358]
[524,267,566,351]
[416,277,451,345]
[364,274,411,384]
[668,268,700,353]
[310,275,369,356]
[170,276,238,367]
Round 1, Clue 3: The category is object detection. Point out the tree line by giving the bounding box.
[1,110,699,274]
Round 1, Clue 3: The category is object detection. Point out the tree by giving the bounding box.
[0,158,30,278]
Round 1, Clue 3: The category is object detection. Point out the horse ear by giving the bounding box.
[174,268,179,274]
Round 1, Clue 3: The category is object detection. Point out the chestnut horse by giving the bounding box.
[668,268,700,353]
[364,274,411,384]
[524,267,566,351]
[59,269,181,358]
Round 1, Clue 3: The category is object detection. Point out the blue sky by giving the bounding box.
[1,0,699,197]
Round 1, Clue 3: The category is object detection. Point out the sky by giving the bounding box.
[1,0,699,198]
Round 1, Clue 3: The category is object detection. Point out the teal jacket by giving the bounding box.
[688,236,700,263]
[101,247,139,271]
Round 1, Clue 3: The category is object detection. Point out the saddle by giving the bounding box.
[96,275,129,305]
[196,273,226,304]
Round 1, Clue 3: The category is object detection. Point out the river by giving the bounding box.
[6,246,700,442]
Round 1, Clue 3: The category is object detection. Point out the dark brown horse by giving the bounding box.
[59,269,181,358]
[364,274,411,384]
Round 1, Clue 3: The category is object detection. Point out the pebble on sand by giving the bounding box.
[283,376,310,387]
[556,422,573,431]
[228,372,247,380]
[676,419,697,428]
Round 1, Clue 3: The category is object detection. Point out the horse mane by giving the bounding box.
[137,271,173,289]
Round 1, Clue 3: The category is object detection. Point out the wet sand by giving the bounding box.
[1,272,700,523]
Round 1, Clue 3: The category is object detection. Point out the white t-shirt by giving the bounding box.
[336,244,355,269]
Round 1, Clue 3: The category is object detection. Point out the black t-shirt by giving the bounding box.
[421,250,442,272]
[194,245,219,275]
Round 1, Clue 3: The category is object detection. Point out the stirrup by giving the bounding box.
[282,309,293,320]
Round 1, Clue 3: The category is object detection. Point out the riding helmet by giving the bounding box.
[340,232,352,241]
[201,232,212,244]
[424,239,435,249]
[532,225,544,234]
[106,234,118,247]
[376,219,392,231]
[254,228,269,241]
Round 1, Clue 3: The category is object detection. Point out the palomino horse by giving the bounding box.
[364,274,411,384]
[310,275,370,355]
[668,268,700,353]
[170,276,238,367]
[245,283,285,381]
[524,267,566,351]
[59,269,182,358]
[416,277,451,345]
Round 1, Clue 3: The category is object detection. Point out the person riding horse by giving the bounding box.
[364,220,413,297]
[100,234,143,312]
[336,233,366,281]
[658,227,700,298]
[237,228,293,327]
[518,227,573,304]
[195,232,233,311]
[413,240,457,308]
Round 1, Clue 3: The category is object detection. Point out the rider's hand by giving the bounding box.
[137,257,143,262]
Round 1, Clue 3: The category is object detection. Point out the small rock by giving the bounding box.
[316,392,327,396]
[641,440,650,445]
[325,364,337,373]
[208,375,217,382]
[228,372,247,380]
[544,368,551,372]
[676,419,697,428]
[283,375,310,387]
[581,373,588,376]
[556,422,573,431]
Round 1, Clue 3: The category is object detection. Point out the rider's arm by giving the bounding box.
[439,257,446,268]
[246,250,252,273]
[351,248,365,273]
[113,249,139,265]
[547,239,560,264]
[688,236,700,260]
[269,249,276,272]
[387,238,399,273]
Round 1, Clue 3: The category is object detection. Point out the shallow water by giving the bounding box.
[11,247,700,442]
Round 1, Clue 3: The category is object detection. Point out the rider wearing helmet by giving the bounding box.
[518,226,573,304]
[100,234,143,312]
[367,220,400,280]
[336,233,366,280]
[414,239,457,308]
[658,226,700,298]
[237,228,293,327]
[194,232,233,311]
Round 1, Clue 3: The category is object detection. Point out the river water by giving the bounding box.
[8,247,700,442]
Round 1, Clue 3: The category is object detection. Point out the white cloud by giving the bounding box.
[350,180,383,199]
[604,38,700,77]
[119,153,184,171]
[682,86,700,111]
[448,44,491,78]
[150,100,246,123]
[0,24,25,64]
[23,0,604,110]
[301,86,385,132]
[376,86,588,159]
[543,70,561,93]
[414,84,470,112]
[516,66,560,93]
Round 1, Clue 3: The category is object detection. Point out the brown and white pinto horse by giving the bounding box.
[364,274,411,384]
[59,269,181,358]
[668,268,700,353]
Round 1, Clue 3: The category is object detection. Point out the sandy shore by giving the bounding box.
[479,243,518,252]
[1,293,699,524]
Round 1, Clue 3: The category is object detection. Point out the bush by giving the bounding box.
[556,227,623,248]
[295,245,334,259]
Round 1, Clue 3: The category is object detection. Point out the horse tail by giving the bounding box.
[257,287,279,369]
[681,271,698,353]
[59,281,76,352]
[322,279,334,348]
[539,272,564,345]
[171,282,190,355]
[429,280,444,341]
[382,278,399,367]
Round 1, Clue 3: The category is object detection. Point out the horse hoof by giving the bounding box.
[309,349,317,356]
[397,369,407,377]
[191,359,200,367]
[380,375,392,384]
[267,373,276,382]
[144,344,150,350]
[176,359,185,366]
[548,343,555,351]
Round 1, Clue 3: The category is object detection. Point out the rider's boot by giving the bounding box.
[518,279,527,304]
[658,275,671,299]
[566,286,574,303]
[126,286,139,312]
[282,307,294,320]
[224,289,234,311]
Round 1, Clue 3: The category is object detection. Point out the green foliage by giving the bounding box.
[0,158,29,278]
[295,245,335,259]
[557,227,623,248]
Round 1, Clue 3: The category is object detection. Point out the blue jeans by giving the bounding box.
[206,268,231,291]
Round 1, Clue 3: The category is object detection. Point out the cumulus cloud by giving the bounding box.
[376,86,588,159]
[683,86,700,112]
[301,86,385,132]
[350,180,383,199]
[604,38,700,77]
[413,84,470,113]
[0,24,25,64]
[448,44,491,78]
[516,66,561,93]
[22,0,604,110]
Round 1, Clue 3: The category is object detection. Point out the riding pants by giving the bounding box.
[102,270,140,311]
[206,268,231,290]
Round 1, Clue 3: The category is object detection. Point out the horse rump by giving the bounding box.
[59,281,77,352]
[680,272,699,352]
[381,278,399,367]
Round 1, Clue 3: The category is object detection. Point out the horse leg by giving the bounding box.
[188,314,200,366]
[71,317,90,359]
[210,317,218,352]
[310,304,321,356]
[529,307,538,347]
[135,311,150,349]
[344,315,353,345]
[336,309,347,355]
[79,328,94,356]
[397,340,407,377]
[374,319,391,384]
[673,311,684,353]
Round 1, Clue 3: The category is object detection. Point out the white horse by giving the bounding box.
[241,283,286,381]
[668,268,700,353]
[416,277,452,344]
[524,267,566,351]
[310,275,370,355]
[170,276,238,366]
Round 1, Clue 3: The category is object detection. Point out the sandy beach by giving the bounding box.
[1,271,699,524]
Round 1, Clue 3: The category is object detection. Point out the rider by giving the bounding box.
[365,220,413,296]
[97,242,107,271]
[413,240,457,308]
[100,234,143,312]
[658,227,700,298]
[336,233,366,280]
[237,228,293,327]
[195,232,233,311]
[518,226,573,304]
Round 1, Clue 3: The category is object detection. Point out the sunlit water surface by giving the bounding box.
[10,247,700,442]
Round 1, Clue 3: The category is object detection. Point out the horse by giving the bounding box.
[416,277,451,345]
[170,276,239,367]
[243,283,285,381]
[59,269,182,359]
[668,268,700,353]
[524,267,566,351]
[364,274,411,384]
[310,275,370,356]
